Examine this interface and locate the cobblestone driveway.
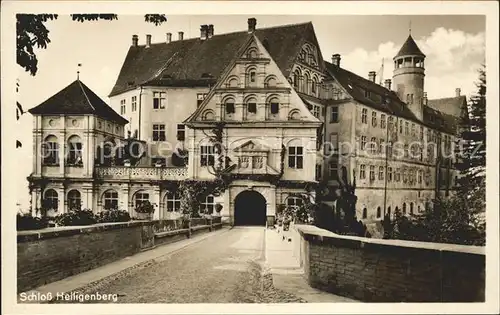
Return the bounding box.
[57,227,305,303]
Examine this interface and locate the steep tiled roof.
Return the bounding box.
[109,22,314,96]
[427,96,466,118]
[29,80,128,124]
[324,62,456,134]
[395,35,425,58]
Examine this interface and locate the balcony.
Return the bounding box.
[94,166,188,181]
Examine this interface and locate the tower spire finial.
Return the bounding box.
[77,63,82,80]
[409,20,412,35]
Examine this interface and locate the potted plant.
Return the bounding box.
[135,201,155,220]
[215,203,223,216]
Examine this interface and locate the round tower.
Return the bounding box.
[392,34,426,120]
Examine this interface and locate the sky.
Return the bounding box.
[14,14,485,209]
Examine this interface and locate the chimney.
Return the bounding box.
[248,17,257,33]
[146,34,152,48]
[178,31,184,41]
[166,32,172,43]
[331,54,341,67]
[132,35,138,47]
[200,24,208,40]
[207,24,214,38]
[423,92,428,105]
[368,71,376,82]
[455,88,461,97]
[384,79,392,90]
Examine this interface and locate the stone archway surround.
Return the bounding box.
[226,181,276,226]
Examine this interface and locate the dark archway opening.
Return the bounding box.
[234,190,266,226]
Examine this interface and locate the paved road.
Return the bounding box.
[65,227,304,303]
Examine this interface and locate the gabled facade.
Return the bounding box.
[28,18,467,234]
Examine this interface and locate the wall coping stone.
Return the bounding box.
[154,229,189,238]
[191,225,211,231]
[295,224,485,256]
[17,221,154,243]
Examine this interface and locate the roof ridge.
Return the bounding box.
[77,80,96,111]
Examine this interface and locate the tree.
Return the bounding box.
[17,13,167,76]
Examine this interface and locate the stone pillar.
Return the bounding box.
[59,130,66,175]
[152,187,161,220]
[57,185,65,214]
[33,119,43,176]
[225,188,233,225]
[266,186,276,226]
[121,185,130,213]
[82,186,93,210]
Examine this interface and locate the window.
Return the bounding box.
[249,71,256,84]
[329,161,338,179]
[403,203,407,214]
[200,145,215,166]
[42,135,59,165]
[329,133,339,155]
[360,165,366,179]
[200,195,215,214]
[360,136,367,151]
[364,90,371,98]
[418,205,421,213]
[177,124,185,141]
[362,208,367,219]
[410,202,414,215]
[67,190,81,210]
[418,170,423,183]
[103,190,118,210]
[387,206,391,217]
[361,108,367,124]
[288,146,303,169]
[405,121,409,135]
[43,189,58,210]
[311,79,317,94]
[152,124,166,141]
[135,192,150,208]
[166,191,181,212]
[293,71,300,88]
[311,105,320,118]
[287,196,303,211]
[376,207,381,218]
[225,100,235,114]
[372,111,377,127]
[120,99,126,115]
[411,124,416,137]
[388,167,393,182]
[379,166,384,180]
[248,102,257,114]
[315,164,322,180]
[420,126,424,141]
[153,92,166,109]
[370,137,377,154]
[369,165,375,180]
[270,100,279,114]
[67,136,83,166]
[399,120,403,134]
[197,93,208,107]
[379,139,385,154]
[331,106,339,123]
[131,96,137,112]
[388,116,394,130]
[381,114,386,129]
[406,93,413,105]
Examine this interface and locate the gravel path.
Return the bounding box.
[52,227,305,303]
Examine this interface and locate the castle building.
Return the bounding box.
[28,18,466,230]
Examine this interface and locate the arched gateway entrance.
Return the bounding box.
[234,190,267,226]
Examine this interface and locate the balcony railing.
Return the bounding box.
[94,166,188,181]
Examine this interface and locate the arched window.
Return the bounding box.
[362,208,367,219]
[42,135,59,165]
[246,67,257,86]
[410,202,414,215]
[224,98,235,115]
[67,190,81,210]
[67,135,83,166]
[268,96,280,115]
[43,189,58,210]
[200,195,215,214]
[265,76,277,88]
[165,191,181,212]
[387,206,391,217]
[227,76,239,88]
[303,72,310,94]
[103,190,119,210]
[246,97,257,115]
[394,206,399,218]
[311,77,318,95]
[403,203,407,214]
[376,206,381,218]
[293,70,301,89]
[202,110,215,121]
[247,47,258,59]
[135,191,150,208]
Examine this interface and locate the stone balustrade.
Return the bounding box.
[94,166,188,181]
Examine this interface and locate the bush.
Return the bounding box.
[96,209,131,223]
[17,213,49,231]
[54,209,97,226]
